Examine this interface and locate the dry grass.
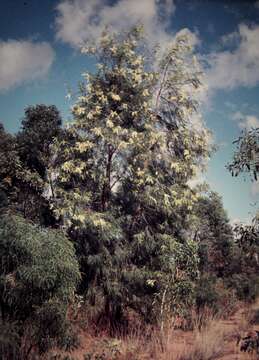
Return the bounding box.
[178,320,226,360]
[46,305,258,360]
[116,311,226,360]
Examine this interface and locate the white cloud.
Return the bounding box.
[55,0,179,50]
[240,115,259,130]
[251,181,259,197]
[232,111,259,130]
[175,27,200,48]
[206,24,259,91]
[0,40,55,92]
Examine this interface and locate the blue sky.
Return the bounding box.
[0,0,259,223]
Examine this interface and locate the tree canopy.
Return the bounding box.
[50,27,211,325]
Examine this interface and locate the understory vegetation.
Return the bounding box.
[0,26,258,359]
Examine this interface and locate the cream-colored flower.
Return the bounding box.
[110,46,117,54]
[76,141,93,152]
[94,106,101,115]
[132,56,143,66]
[106,119,114,128]
[75,107,85,115]
[92,127,102,137]
[111,93,121,101]
[110,110,118,118]
[133,74,142,83]
[87,112,94,120]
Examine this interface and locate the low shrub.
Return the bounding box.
[0,214,81,357]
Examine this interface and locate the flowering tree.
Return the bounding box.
[51,27,211,325]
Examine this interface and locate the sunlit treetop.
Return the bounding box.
[50,26,211,229]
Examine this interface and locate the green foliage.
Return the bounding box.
[0,118,56,225]
[0,123,37,212]
[16,104,63,225]
[0,214,80,357]
[195,275,219,312]
[33,301,79,353]
[227,127,259,304]
[17,104,63,179]
[194,191,234,277]
[227,127,259,181]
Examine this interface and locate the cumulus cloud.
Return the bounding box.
[206,24,259,91]
[0,40,55,92]
[55,0,179,49]
[232,111,259,130]
[251,181,259,196]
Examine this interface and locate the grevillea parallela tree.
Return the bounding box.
[50,27,211,326]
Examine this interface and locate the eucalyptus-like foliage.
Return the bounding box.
[51,27,211,324]
[227,127,259,265]
[0,214,80,357]
[227,128,259,181]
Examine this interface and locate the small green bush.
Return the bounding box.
[0,214,80,357]
[33,300,79,354]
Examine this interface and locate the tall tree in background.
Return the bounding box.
[0,124,20,209]
[227,124,259,302]
[227,126,259,228]
[0,105,63,225]
[0,123,43,219]
[17,104,63,179]
[51,27,211,326]
[194,191,234,277]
